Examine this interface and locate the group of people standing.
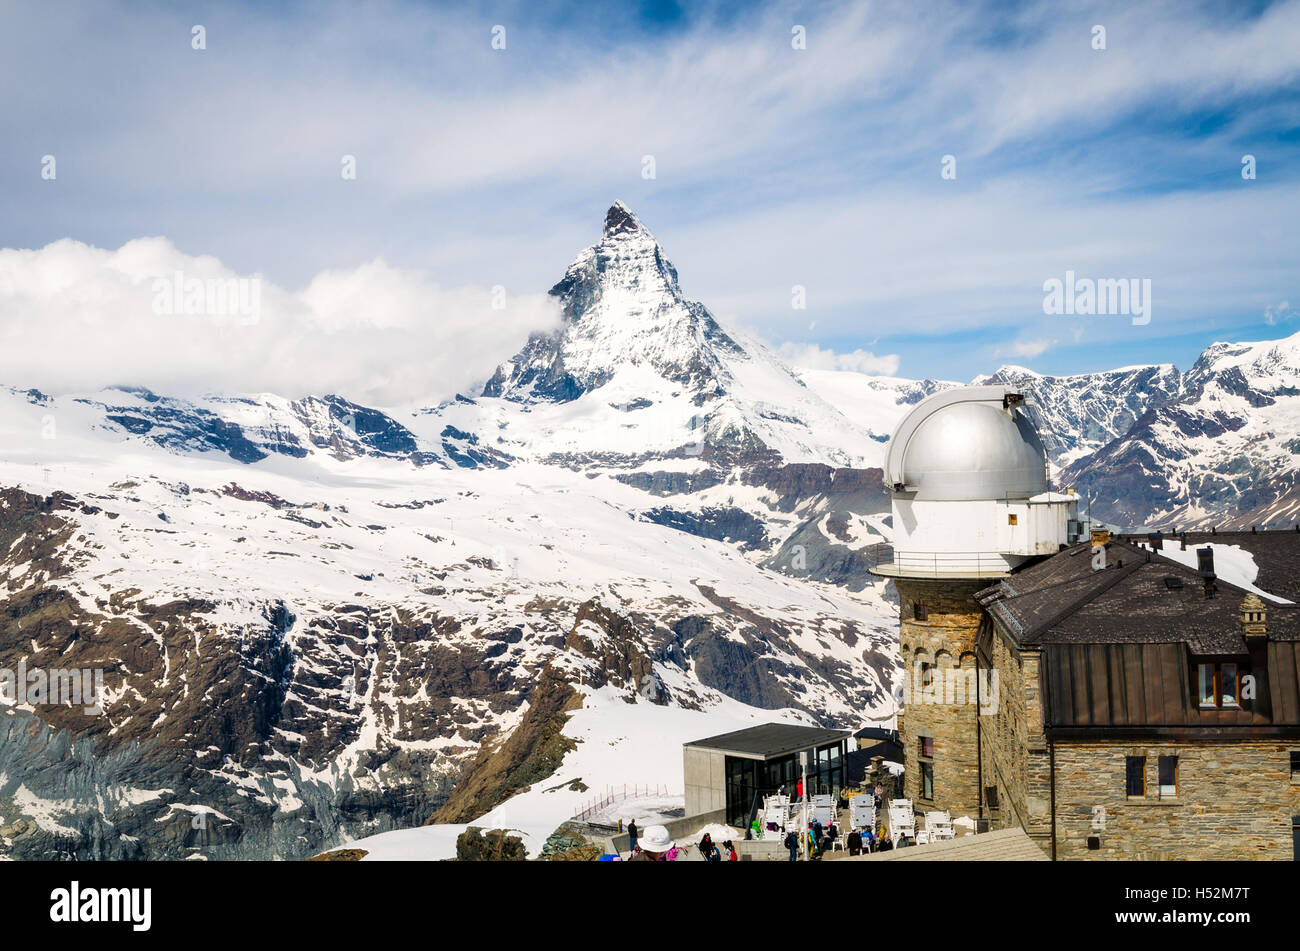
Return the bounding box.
[696,832,738,862]
[621,821,737,862]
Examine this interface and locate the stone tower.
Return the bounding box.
[871,385,1081,820]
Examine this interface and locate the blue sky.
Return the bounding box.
[2,0,1300,389]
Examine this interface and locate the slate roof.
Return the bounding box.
[978,536,1300,650]
[683,723,850,759]
[977,531,1300,732]
[1151,529,1300,604]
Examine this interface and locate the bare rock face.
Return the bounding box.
[455,827,528,861]
[308,848,369,861]
[539,823,604,861]
[564,598,666,699]
[428,665,581,825]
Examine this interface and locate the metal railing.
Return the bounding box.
[571,784,677,823]
[872,551,1014,577]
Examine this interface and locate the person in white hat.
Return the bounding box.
[629,824,674,861]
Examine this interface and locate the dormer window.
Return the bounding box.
[1198,663,1241,709]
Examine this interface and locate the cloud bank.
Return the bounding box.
[0,238,561,405]
[776,342,901,376]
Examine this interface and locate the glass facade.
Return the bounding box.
[722,741,847,826]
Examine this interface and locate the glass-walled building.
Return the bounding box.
[684,724,851,826]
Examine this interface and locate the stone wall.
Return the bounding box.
[980,625,1051,842]
[1049,741,1299,860]
[980,620,1300,860]
[896,577,988,819]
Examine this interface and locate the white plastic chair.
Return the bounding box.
[888,812,915,839]
[888,800,916,836]
[850,797,875,832]
[925,810,956,840]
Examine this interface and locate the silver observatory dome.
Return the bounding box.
[884,385,1049,501]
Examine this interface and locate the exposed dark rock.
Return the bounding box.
[640,506,769,551]
[428,665,580,824]
[455,826,527,861]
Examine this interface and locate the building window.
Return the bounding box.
[913,600,928,621]
[1158,756,1178,799]
[921,762,934,800]
[1198,663,1242,708]
[1220,664,1239,706]
[1125,756,1145,798]
[920,662,933,688]
[1197,665,1214,707]
[1290,751,1299,780]
[985,785,999,810]
[1007,513,1018,525]
[920,735,934,758]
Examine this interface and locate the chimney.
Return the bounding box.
[1180,533,1187,550]
[1196,547,1215,577]
[1241,594,1267,641]
[1148,531,1163,551]
[1199,548,1218,598]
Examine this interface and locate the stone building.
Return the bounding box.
[974,531,1300,859]
[870,385,1300,859]
[870,384,1082,819]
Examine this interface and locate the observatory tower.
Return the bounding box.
[870,385,1082,818]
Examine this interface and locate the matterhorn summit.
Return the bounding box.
[479,202,876,467]
[483,201,743,404]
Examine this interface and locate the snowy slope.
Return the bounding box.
[794,370,959,468]
[0,374,899,860]
[3,199,1298,861]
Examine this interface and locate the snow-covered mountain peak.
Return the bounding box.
[602,199,650,238]
[472,204,878,466]
[482,202,733,405]
[985,364,1041,379]
[1187,328,1300,394]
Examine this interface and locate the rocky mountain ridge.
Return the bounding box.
[1,202,1296,858]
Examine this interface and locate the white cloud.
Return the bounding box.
[0,238,561,406]
[1264,301,1296,326]
[776,342,900,375]
[3,1,1299,382]
[994,338,1055,360]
